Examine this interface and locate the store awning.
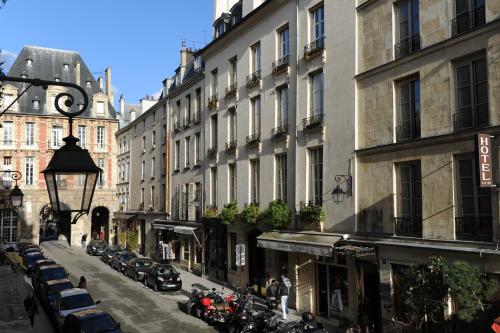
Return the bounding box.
[152,223,174,231]
[257,231,342,257]
[174,226,201,246]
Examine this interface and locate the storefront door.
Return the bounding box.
[248,229,266,295]
[316,264,329,316]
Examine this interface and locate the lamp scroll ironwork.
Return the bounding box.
[0,170,24,208]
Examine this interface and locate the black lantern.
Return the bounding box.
[332,185,345,204]
[10,184,24,208]
[332,175,352,204]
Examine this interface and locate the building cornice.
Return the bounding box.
[1,112,119,123]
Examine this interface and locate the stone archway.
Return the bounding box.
[91,206,109,242]
[39,203,71,243]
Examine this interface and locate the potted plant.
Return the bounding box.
[219,202,239,225]
[241,204,260,225]
[263,200,290,229]
[126,230,139,252]
[204,206,218,219]
[299,204,325,229]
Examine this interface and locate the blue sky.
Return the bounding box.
[0,0,213,106]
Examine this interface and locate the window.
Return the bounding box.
[97,126,105,149]
[230,233,237,270]
[186,94,191,123]
[85,81,91,88]
[125,159,130,181]
[210,167,217,205]
[310,71,324,116]
[141,188,145,206]
[185,137,190,167]
[229,57,237,86]
[397,78,420,141]
[151,186,155,209]
[308,147,323,204]
[96,101,105,114]
[3,94,14,108]
[141,160,145,180]
[162,125,167,143]
[25,122,35,147]
[251,43,261,73]
[152,130,156,148]
[454,56,488,130]
[196,88,202,114]
[195,133,201,164]
[25,157,34,186]
[395,161,422,236]
[63,63,69,71]
[21,74,27,79]
[2,157,12,187]
[2,121,13,146]
[26,59,33,66]
[395,0,420,58]
[151,157,155,178]
[312,4,325,40]
[32,100,39,110]
[452,0,486,36]
[175,140,180,170]
[277,86,289,126]
[51,125,63,148]
[142,136,146,152]
[0,210,18,242]
[279,26,290,58]
[228,163,236,202]
[195,182,202,219]
[276,154,288,202]
[182,237,189,260]
[228,109,236,141]
[77,125,87,148]
[211,69,218,95]
[162,153,166,176]
[175,100,181,128]
[97,158,105,187]
[250,96,261,135]
[54,77,60,82]
[250,159,260,204]
[210,114,218,149]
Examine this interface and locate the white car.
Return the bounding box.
[52,288,100,330]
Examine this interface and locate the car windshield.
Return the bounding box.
[43,267,67,281]
[60,293,95,311]
[48,282,73,295]
[135,260,152,267]
[107,249,117,255]
[26,254,44,263]
[121,253,135,261]
[157,266,177,275]
[80,314,118,333]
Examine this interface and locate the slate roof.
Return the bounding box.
[117,102,140,128]
[6,45,116,119]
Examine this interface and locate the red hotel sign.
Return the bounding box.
[478,134,493,187]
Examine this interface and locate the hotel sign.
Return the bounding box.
[478,134,493,187]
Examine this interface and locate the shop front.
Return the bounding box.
[203,219,228,282]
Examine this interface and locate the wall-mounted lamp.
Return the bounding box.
[332,175,352,204]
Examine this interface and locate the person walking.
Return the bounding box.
[266,280,278,309]
[23,290,39,327]
[81,234,87,248]
[279,273,291,320]
[78,276,87,289]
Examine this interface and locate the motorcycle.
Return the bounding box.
[276,312,328,333]
[238,308,281,333]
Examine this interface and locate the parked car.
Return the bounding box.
[144,264,182,291]
[86,240,107,256]
[33,264,68,295]
[39,278,73,309]
[20,247,42,257]
[100,245,122,265]
[124,258,154,282]
[52,288,100,330]
[110,251,137,272]
[31,258,56,276]
[22,252,45,274]
[62,308,123,333]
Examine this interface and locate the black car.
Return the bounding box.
[22,252,45,274]
[124,258,154,282]
[62,308,123,333]
[110,251,137,272]
[31,258,56,277]
[144,264,182,291]
[33,264,68,295]
[100,245,122,264]
[39,278,73,309]
[86,240,107,256]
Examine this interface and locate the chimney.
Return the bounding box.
[119,95,125,114]
[97,77,104,91]
[75,61,81,85]
[105,67,114,108]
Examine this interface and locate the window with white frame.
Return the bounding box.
[228,163,236,202]
[278,25,290,58]
[77,125,87,148]
[152,130,156,148]
[185,137,191,167]
[228,109,236,141]
[211,69,218,95]
[229,57,237,86]
[251,43,261,73]
[210,114,218,149]
[3,94,15,110]
[97,126,105,149]
[25,123,35,147]
[0,209,18,242]
[276,154,287,202]
[151,157,155,178]
[251,96,261,135]
[311,4,325,40]
[141,188,145,206]
[310,71,324,116]
[25,156,34,186]
[2,121,13,146]
[142,136,146,152]
[3,157,12,188]
[97,158,105,187]
[195,132,201,164]
[250,159,260,204]
[141,160,145,180]
[151,186,155,209]
[32,100,40,110]
[277,86,289,126]
[211,167,217,205]
[51,125,63,148]
[186,94,191,123]
[308,147,323,205]
[175,140,180,170]
[96,101,105,115]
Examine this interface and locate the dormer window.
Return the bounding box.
[216,22,225,38]
[26,59,33,66]
[63,64,69,71]
[86,81,91,88]
[54,77,60,82]
[194,56,202,71]
[21,74,27,79]
[32,100,39,109]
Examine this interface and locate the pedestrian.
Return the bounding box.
[266,280,278,309]
[78,276,87,289]
[279,272,291,320]
[23,289,39,327]
[81,234,87,248]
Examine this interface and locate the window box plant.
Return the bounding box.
[263,200,290,229]
[299,204,325,227]
[204,206,218,219]
[241,204,260,225]
[219,202,239,225]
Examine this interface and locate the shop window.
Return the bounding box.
[183,238,189,261]
[330,266,348,310]
[230,232,237,271]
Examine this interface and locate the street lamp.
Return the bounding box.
[0,171,24,208]
[332,175,352,204]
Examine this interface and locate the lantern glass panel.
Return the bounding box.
[44,172,98,212]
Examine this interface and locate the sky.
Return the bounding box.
[0,0,213,106]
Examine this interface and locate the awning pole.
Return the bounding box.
[192,230,201,246]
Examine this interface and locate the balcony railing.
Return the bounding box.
[225,83,238,100]
[304,36,325,59]
[303,114,324,130]
[272,55,290,74]
[246,70,261,89]
[456,216,492,242]
[453,104,489,131]
[208,95,218,111]
[183,118,191,128]
[394,34,421,59]
[300,200,322,209]
[246,133,261,146]
[272,124,288,138]
[396,117,421,142]
[394,217,422,237]
[451,6,486,37]
[225,140,237,152]
[193,111,201,124]
[207,147,217,158]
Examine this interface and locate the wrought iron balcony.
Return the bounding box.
[303,114,324,130]
[272,55,290,74]
[225,83,238,100]
[246,70,261,89]
[456,216,492,242]
[183,118,191,128]
[272,124,288,138]
[453,104,489,131]
[208,95,218,111]
[193,111,201,124]
[225,140,237,152]
[394,217,422,237]
[394,34,421,59]
[304,36,325,59]
[299,200,322,209]
[207,147,217,158]
[246,133,261,146]
[451,6,486,36]
[396,118,421,142]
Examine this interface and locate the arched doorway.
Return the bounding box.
[91,207,109,242]
[39,204,71,243]
[248,228,266,296]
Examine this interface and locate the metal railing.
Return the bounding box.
[272,124,288,138]
[394,217,422,237]
[451,6,486,36]
[303,114,324,130]
[394,34,421,59]
[272,55,290,74]
[304,36,325,58]
[225,140,237,151]
[183,118,191,128]
[300,200,322,209]
[246,70,261,88]
[396,117,421,142]
[225,83,238,99]
[246,133,261,146]
[456,216,492,242]
[453,104,489,131]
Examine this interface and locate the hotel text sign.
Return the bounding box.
[478,134,493,187]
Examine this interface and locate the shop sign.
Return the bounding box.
[477,133,493,187]
[236,244,245,266]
